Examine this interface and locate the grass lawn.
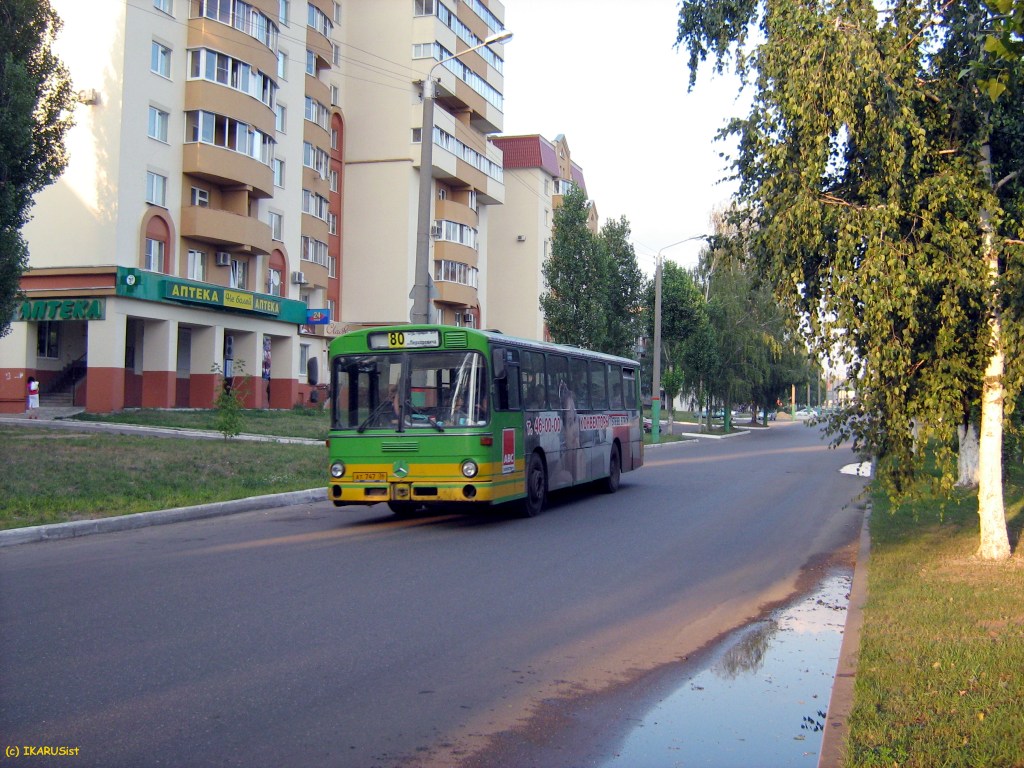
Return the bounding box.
[846,464,1024,767]
[72,406,331,440]
[0,424,325,530]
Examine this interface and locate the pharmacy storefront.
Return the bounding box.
[1,267,311,414]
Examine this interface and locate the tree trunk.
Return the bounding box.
[956,422,980,489]
[976,141,1011,561]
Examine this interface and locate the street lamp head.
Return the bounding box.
[484,31,514,45]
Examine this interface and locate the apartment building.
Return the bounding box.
[335,0,507,330]
[0,0,344,414]
[486,133,593,341]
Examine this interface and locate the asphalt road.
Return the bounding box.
[0,421,867,768]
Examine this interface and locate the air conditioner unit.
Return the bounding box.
[77,89,99,105]
[516,235,526,242]
[291,270,308,285]
[429,224,442,239]
[215,251,231,267]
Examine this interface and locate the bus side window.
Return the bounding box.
[588,360,608,409]
[622,368,638,410]
[547,355,570,410]
[522,350,547,409]
[492,347,521,411]
[570,357,590,410]
[608,365,624,409]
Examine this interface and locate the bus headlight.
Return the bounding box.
[461,460,478,479]
[330,461,346,478]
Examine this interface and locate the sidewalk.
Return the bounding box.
[0,412,323,445]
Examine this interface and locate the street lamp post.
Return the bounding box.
[651,235,706,444]
[411,31,513,324]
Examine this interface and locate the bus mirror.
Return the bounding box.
[492,349,507,379]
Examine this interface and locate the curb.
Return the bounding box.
[0,488,326,548]
[818,503,871,768]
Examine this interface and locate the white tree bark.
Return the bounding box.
[977,144,1012,561]
[956,422,980,489]
[977,341,1010,560]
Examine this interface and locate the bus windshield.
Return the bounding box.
[332,350,489,431]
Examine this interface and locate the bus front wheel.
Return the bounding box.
[520,453,547,518]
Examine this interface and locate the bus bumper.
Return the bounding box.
[328,479,517,506]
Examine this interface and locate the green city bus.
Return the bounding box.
[327,325,644,517]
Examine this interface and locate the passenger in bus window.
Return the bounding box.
[387,384,400,422]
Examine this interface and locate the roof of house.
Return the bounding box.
[490,135,561,178]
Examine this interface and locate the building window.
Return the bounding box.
[267,267,283,295]
[414,0,435,16]
[148,106,169,142]
[299,343,310,378]
[328,169,338,192]
[188,250,206,281]
[37,322,60,359]
[273,158,284,187]
[269,211,283,240]
[145,238,165,272]
[275,103,286,132]
[304,96,330,130]
[230,257,248,289]
[434,259,479,288]
[187,49,278,108]
[184,110,276,165]
[278,0,288,24]
[306,3,332,36]
[300,235,329,267]
[146,171,167,206]
[277,50,287,79]
[328,212,337,235]
[151,42,171,78]
[154,0,172,15]
[190,187,209,207]
[305,49,316,76]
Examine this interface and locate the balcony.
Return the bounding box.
[183,143,274,199]
[181,206,273,256]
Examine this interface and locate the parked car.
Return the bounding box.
[794,407,816,420]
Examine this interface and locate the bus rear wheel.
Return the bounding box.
[520,452,547,518]
[601,444,621,494]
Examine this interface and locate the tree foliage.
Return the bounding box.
[0,0,74,338]
[677,0,1024,558]
[540,187,646,356]
[599,216,646,358]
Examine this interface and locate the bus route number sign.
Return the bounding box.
[369,330,441,350]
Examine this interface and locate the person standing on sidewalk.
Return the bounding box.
[26,377,40,419]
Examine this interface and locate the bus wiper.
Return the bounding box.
[357,400,395,433]
[404,400,444,432]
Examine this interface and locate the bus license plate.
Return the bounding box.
[353,472,386,483]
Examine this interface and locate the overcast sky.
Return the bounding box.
[500,0,749,275]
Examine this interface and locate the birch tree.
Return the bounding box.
[677,0,1024,559]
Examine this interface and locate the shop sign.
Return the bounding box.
[306,308,331,325]
[18,298,106,321]
[163,279,281,316]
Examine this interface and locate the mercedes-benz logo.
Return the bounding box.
[393,461,409,478]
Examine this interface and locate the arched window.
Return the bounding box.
[143,213,172,273]
[267,249,286,295]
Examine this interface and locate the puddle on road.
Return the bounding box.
[600,570,852,768]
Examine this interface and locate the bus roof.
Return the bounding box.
[329,324,640,367]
